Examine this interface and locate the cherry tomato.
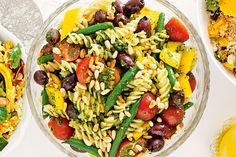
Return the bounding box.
[165,17,189,42]
[54,41,80,63]
[48,117,74,140]
[76,57,92,84]
[187,72,196,92]
[161,106,185,127]
[114,68,121,85]
[136,93,158,121]
[116,139,134,157]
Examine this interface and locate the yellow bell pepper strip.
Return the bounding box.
[133,121,151,141]
[218,38,230,47]
[178,47,197,74]
[166,42,183,52]
[45,87,65,111]
[178,74,192,101]
[208,16,227,38]
[160,48,182,69]
[223,62,236,71]
[0,63,15,112]
[50,73,61,89]
[220,0,236,17]
[60,8,83,41]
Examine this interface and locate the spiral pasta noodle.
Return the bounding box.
[67,33,95,48]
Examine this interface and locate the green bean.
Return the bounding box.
[37,54,54,65]
[76,22,114,35]
[42,86,49,119]
[0,107,8,123]
[165,63,177,88]
[184,102,194,111]
[109,99,141,157]
[0,137,8,151]
[156,12,165,33]
[10,44,22,69]
[105,66,140,113]
[63,138,100,157]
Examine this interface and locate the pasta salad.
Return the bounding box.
[0,41,25,151]
[34,0,197,156]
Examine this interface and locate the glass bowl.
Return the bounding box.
[197,0,236,86]
[26,0,210,156]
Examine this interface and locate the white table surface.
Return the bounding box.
[6,0,236,157]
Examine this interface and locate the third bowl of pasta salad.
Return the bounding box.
[27,0,210,156]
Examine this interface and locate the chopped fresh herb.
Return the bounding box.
[207,0,219,12]
[112,40,126,52]
[10,44,22,69]
[0,107,8,123]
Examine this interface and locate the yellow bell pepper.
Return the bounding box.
[218,38,230,47]
[160,48,182,69]
[220,0,236,17]
[166,42,183,52]
[60,8,83,41]
[134,7,160,32]
[0,63,15,112]
[46,87,65,110]
[178,74,192,101]
[223,62,236,71]
[208,17,227,37]
[178,47,197,74]
[4,41,14,51]
[50,73,61,89]
[133,122,151,141]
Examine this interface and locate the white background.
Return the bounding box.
[7,0,236,157]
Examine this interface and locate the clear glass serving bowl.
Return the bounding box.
[26,0,210,156]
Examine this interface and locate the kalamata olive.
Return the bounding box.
[136,16,151,37]
[187,72,196,92]
[211,8,221,21]
[124,0,144,17]
[149,123,176,139]
[169,90,185,107]
[113,0,124,13]
[70,145,86,153]
[46,28,60,45]
[34,70,48,85]
[95,10,108,23]
[147,138,165,152]
[62,74,77,91]
[113,13,129,26]
[117,53,134,71]
[40,43,53,55]
[66,100,79,119]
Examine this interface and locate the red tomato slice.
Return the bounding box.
[116,139,134,157]
[53,53,63,63]
[76,57,92,84]
[55,41,80,62]
[136,93,158,121]
[161,106,185,127]
[48,117,74,140]
[187,72,196,92]
[165,17,189,42]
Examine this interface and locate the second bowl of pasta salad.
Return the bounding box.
[27,0,210,156]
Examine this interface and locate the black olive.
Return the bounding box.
[124,0,145,17]
[65,100,79,119]
[113,0,125,13]
[169,90,185,107]
[147,137,165,152]
[136,16,152,37]
[62,74,77,91]
[34,70,48,85]
[95,10,108,23]
[117,53,134,71]
[113,13,129,26]
[46,28,60,45]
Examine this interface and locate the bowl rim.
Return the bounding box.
[0,24,30,157]
[26,0,210,156]
[196,0,236,86]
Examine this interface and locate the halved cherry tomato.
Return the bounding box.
[116,139,134,157]
[187,72,196,92]
[161,106,185,127]
[54,40,80,63]
[76,57,91,84]
[48,117,74,140]
[165,17,189,42]
[114,68,121,85]
[136,93,158,121]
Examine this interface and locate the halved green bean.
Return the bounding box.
[76,22,114,35]
[42,86,49,119]
[165,63,176,88]
[156,12,165,33]
[37,54,54,65]
[0,137,8,151]
[184,102,194,111]
[63,138,100,157]
[109,99,141,157]
[105,66,140,113]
